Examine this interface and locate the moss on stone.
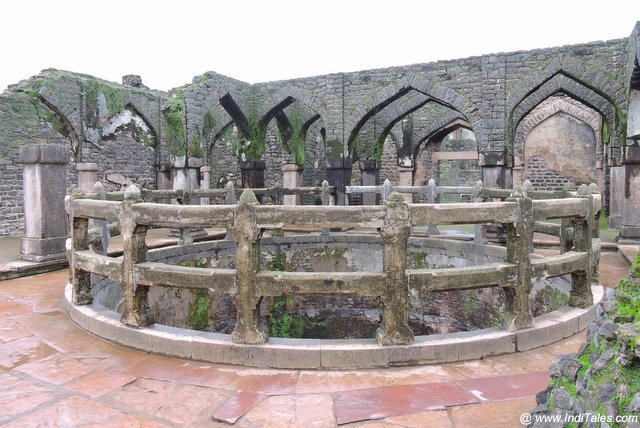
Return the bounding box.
[187,290,211,331]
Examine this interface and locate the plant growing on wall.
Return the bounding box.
[278,108,306,165]
[164,90,187,157]
[226,114,267,162]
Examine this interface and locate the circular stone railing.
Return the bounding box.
[64,183,603,369]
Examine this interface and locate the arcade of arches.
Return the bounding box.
[1,22,640,244]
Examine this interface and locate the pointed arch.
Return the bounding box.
[506,56,625,144]
[345,77,480,155]
[513,94,603,164]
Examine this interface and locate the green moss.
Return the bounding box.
[266,249,288,272]
[187,290,211,331]
[577,343,595,378]
[535,285,569,313]
[616,278,640,318]
[602,120,611,145]
[619,361,640,414]
[408,252,427,269]
[269,296,305,338]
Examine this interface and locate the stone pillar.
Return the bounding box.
[481,151,509,242]
[170,156,205,241]
[398,166,414,203]
[200,165,211,205]
[609,165,624,229]
[156,164,172,204]
[75,163,99,193]
[239,161,265,189]
[359,160,379,205]
[511,155,524,187]
[619,146,640,242]
[19,144,70,262]
[325,159,352,205]
[281,163,303,205]
[481,152,509,189]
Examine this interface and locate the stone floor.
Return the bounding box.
[0,251,631,427]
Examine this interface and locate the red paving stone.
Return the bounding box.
[456,372,550,401]
[212,391,268,424]
[0,254,630,426]
[334,382,479,424]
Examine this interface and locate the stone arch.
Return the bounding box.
[510,74,615,136]
[257,85,327,121]
[102,104,159,147]
[127,98,162,145]
[345,77,480,155]
[506,57,625,143]
[514,94,603,164]
[506,55,626,116]
[413,117,478,192]
[99,105,158,190]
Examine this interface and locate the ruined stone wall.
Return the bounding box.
[0,30,634,235]
[0,92,77,235]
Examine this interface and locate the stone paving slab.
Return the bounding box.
[0,252,630,426]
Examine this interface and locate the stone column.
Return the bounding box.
[359,160,379,205]
[200,165,211,205]
[619,146,640,242]
[398,166,414,203]
[156,164,172,204]
[608,165,624,229]
[76,163,99,193]
[19,144,70,262]
[170,156,205,241]
[282,163,303,205]
[325,159,352,205]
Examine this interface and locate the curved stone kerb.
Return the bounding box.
[65,283,603,369]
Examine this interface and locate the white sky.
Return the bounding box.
[0,0,638,92]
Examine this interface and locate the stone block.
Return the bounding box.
[455,329,516,360]
[320,340,389,369]
[387,335,459,365]
[18,144,70,164]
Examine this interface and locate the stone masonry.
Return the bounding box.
[1,23,639,237]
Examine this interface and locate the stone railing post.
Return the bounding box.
[560,182,576,253]
[320,180,331,206]
[381,179,392,202]
[425,179,439,235]
[231,189,267,344]
[590,183,601,285]
[569,185,594,308]
[200,165,211,205]
[503,186,534,331]
[66,191,92,305]
[91,182,109,256]
[76,163,99,193]
[225,181,236,239]
[397,166,414,203]
[377,192,414,345]
[282,163,303,205]
[120,185,153,328]
[473,180,487,244]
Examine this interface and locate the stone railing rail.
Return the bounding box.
[346,178,480,204]
[66,183,601,346]
[82,180,335,206]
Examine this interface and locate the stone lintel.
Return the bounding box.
[19,144,70,164]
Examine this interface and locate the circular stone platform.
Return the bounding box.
[65,283,602,369]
